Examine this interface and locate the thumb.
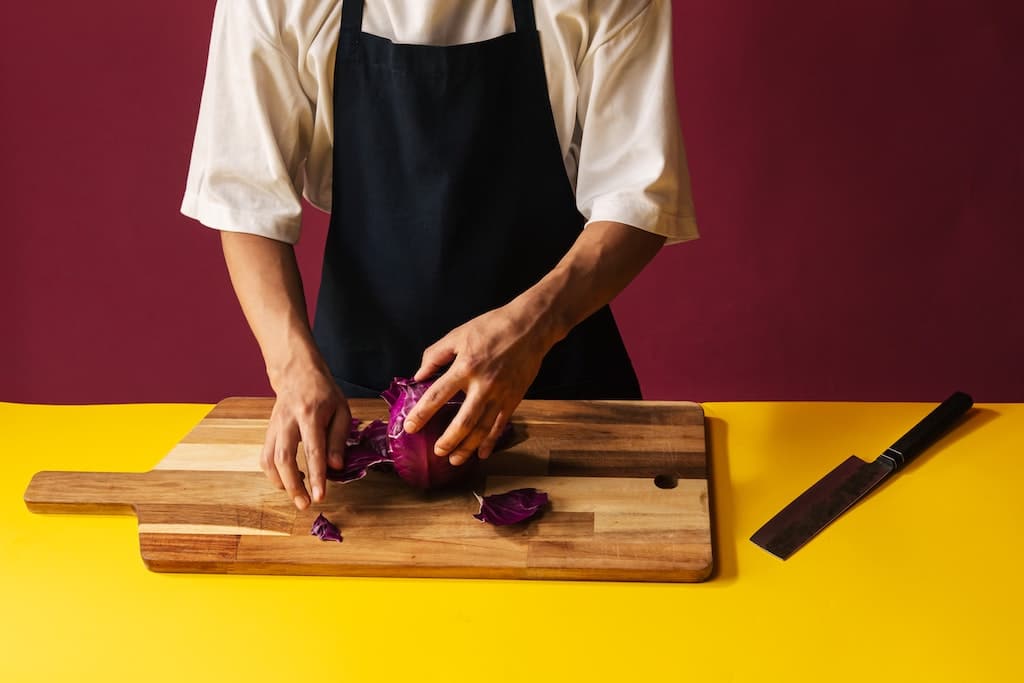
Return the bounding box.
[415,338,457,382]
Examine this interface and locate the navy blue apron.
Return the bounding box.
[313,0,642,400]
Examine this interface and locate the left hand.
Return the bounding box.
[402,304,553,465]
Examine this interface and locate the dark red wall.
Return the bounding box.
[3,1,1021,404]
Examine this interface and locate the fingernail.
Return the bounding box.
[449,455,464,466]
[294,495,308,509]
[404,418,418,432]
[435,444,449,456]
[312,485,323,501]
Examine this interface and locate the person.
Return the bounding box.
[181,0,698,510]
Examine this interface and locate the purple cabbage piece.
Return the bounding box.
[473,488,549,526]
[326,419,392,482]
[310,513,343,542]
[382,377,477,490]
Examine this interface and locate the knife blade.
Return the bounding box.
[750,391,974,559]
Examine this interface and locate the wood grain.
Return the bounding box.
[24,398,713,582]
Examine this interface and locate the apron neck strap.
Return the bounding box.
[341,0,365,42]
[511,0,538,34]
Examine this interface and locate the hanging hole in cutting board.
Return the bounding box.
[653,474,678,489]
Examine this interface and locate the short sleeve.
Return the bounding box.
[181,0,314,244]
[575,0,699,245]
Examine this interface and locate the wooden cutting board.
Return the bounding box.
[24,398,713,582]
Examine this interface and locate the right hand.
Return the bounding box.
[260,360,351,510]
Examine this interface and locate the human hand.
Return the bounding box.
[261,360,351,509]
[402,304,553,466]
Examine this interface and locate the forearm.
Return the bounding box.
[219,231,326,388]
[513,220,667,348]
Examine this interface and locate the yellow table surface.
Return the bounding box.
[2,400,1021,682]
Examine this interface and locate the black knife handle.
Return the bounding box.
[879,391,973,470]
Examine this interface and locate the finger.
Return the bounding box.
[274,424,309,509]
[476,409,511,461]
[433,387,489,457]
[414,338,457,382]
[326,403,351,471]
[298,412,329,504]
[403,369,464,434]
[448,402,500,466]
[260,417,285,490]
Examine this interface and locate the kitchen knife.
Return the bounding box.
[750,391,973,560]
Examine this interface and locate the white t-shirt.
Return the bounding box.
[181,0,699,245]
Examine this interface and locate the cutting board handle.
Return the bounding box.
[24,471,150,514]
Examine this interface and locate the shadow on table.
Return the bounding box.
[704,416,738,583]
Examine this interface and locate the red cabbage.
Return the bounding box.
[325,377,519,492]
[382,377,477,490]
[473,488,549,525]
[310,513,343,542]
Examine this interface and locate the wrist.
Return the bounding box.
[509,267,573,352]
[264,332,327,392]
